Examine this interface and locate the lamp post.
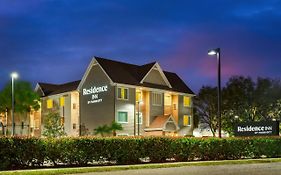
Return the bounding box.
[11,72,18,136]
[137,100,143,136]
[208,48,221,138]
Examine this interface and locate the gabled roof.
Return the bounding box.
[93,57,194,94]
[140,62,172,88]
[37,56,194,96]
[145,114,179,131]
[37,80,80,97]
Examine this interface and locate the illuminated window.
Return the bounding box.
[164,94,172,105]
[47,99,53,109]
[60,97,65,107]
[183,115,191,126]
[117,87,128,100]
[152,92,162,106]
[136,90,142,102]
[183,96,191,107]
[117,111,128,123]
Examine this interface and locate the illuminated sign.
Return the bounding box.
[234,121,279,136]
[82,85,108,104]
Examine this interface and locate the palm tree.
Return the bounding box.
[110,121,123,136]
[93,124,111,137]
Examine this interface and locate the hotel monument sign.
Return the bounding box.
[82,85,108,104]
[234,121,279,136]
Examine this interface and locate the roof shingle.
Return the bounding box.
[37,57,194,96]
[95,57,194,94]
[38,80,80,96]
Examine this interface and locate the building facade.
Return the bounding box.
[34,57,195,137]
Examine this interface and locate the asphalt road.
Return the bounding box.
[72,162,281,175]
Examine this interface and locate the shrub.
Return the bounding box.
[0,136,280,170]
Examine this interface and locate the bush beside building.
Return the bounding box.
[0,136,281,170]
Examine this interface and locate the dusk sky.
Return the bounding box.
[0,0,280,92]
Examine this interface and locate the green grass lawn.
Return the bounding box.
[1,158,281,175]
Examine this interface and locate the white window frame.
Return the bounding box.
[117,111,129,123]
[164,94,172,106]
[117,87,129,100]
[151,92,162,106]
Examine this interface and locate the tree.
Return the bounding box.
[267,99,281,121]
[0,81,40,114]
[196,76,281,136]
[110,121,123,136]
[93,121,123,137]
[42,112,65,137]
[0,81,40,135]
[194,86,218,136]
[93,124,111,137]
[223,76,281,123]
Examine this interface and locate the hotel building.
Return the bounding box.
[34,57,195,136]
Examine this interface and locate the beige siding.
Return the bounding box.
[178,95,193,136]
[143,69,167,86]
[41,91,79,136]
[70,91,80,136]
[115,86,136,136]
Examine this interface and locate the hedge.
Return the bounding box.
[0,136,281,170]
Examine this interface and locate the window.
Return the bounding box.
[152,92,162,106]
[136,90,142,102]
[117,111,128,123]
[183,115,191,126]
[164,94,172,105]
[47,99,53,109]
[183,96,191,107]
[136,112,143,124]
[60,97,65,107]
[117,87,128,100]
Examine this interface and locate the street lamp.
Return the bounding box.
[11,72,18,136]
[208,48,222,138]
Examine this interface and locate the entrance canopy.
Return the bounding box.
[144,114,179,132]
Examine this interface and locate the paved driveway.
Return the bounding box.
[71,162,281,175]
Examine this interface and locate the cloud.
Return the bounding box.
[0,0,280,93]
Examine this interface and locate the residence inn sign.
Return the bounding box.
[234,121,279,136]
[82,85,108,104]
